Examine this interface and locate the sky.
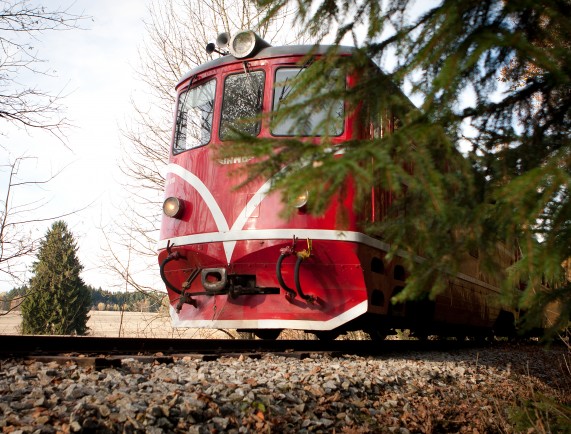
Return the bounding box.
[1,0,154,291]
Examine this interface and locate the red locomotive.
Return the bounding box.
[158,30,516,339]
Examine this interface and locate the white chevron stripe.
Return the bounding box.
[167,163,229,232]
[166,163,275,263]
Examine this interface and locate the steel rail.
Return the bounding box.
[0,335,485,359]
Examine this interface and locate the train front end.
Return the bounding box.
[158,32,374,336]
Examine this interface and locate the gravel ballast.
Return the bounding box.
[1,345,569,433]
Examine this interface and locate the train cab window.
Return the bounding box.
[220,70,265,140]
[174,79,216,154]
[272,67,344,136]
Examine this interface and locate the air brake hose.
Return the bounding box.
[294,255,315,302]
[276,253,297,299]
[159,251,183,295]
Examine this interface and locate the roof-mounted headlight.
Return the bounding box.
[163,197,185,219]
[228,30,270,59]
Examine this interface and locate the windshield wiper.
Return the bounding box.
[243,62,263,110]
[278,58,314,105]
[175,75,197,128]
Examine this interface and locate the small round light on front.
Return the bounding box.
[293,191,309,209]
[163,197,184,219]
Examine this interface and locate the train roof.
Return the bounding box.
[177,45,358,88]
[176,42,416,112]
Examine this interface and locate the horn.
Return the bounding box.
[216,32,231,49]
[206,42,216,54]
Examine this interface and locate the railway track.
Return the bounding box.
[0,334,488,363]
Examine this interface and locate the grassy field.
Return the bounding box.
[0,311,343,339]
[0,310,230,338]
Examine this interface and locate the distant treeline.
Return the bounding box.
[1,285,165,312]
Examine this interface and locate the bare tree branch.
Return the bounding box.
[0,0,88,142]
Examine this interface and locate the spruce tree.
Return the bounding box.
[21,221,91,335]
[224,0,571,334]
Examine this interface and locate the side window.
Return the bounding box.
[272,67,344,136]
[220,70,265,140]
[174,79,216,154]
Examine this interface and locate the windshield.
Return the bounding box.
[174,79,216,153]
[272,67,344,136]
[220,70,265,140]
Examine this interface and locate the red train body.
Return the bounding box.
[158,31,515,339]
